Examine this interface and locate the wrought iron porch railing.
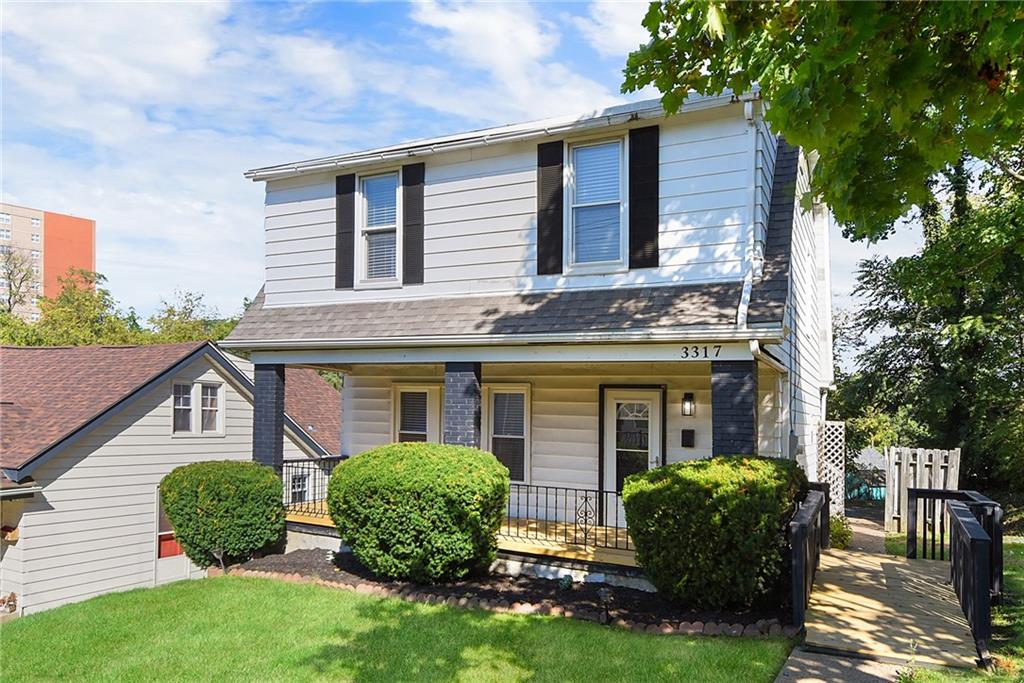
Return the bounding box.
[280,456,346,518]
[502,483,634,551]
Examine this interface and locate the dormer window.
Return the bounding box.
[358,172,400,284]
[567,139,627,272]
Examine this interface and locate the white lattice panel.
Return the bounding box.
[817,421,846,516]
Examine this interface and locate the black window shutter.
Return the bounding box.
[629,125,660,269]
[402,162,425,285]
[536,141,564,275]
[335,174,355,289]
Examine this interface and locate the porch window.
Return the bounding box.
[290,473,309,504]
[172,384,192,433]
[569,139,625,268]
[360,173,399,281]
[486,386,530,483]
[398,391,429,442]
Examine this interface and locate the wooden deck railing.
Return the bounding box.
[947,500,992,660]
[789,488,828,629]
[906,488,1003,602]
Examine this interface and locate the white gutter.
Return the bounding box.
[221,325,785,351]
[245,92,752,182]
[749,340,788,374]
[0,485,43,499]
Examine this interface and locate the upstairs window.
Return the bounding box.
[30,217,40,228]
[0,228,10,240]
[31,233,40,243]
[173,382,222,435]
[201,384,220,432]
[173,384,192,433]
[361,173,399,281]
[0,213,10,225]
[569,140,625,269]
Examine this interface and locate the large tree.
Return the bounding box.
[0,246,37,314]
[623,1,1024,241]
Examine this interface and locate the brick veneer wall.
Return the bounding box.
[711,360,758,455]
[443,362,481,448]
[254,363,285,468]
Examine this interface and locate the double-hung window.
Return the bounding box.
[173,382,222,435]
[172,384,192,433]
[485,385,530,483]
[201,385,219,432]
[568,140,625,270]
[394,385,441,442]
[360,173,399,282]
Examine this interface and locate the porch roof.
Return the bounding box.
[224,282,746,348]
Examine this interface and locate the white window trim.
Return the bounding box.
[171,381,225,438]
[562,136,629,276]
[481,383,532,484]
[355,169,403,290]
[391,383,442,443]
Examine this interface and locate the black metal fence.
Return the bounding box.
[280,456,346,518]
[502,483,633,551]
[789,488,828,629]
[947,500,992,656]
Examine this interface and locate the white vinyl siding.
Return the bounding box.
[342,363,722,489]
[6,357,315,615]
[262,104,757,306]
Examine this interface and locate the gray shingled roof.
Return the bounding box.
[747,138,799,325]
[226,282,744,345]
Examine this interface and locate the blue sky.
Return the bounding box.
[1,1,919,320]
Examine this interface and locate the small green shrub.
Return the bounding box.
[830,515,853,550]
[160,460,284,568]
[622,456,808,609]
[327,443,509,583]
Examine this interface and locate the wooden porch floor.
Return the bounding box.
[285,504,637,567]
[804,550,978,668]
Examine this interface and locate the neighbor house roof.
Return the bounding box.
[0,342,338,480]
[284,368,341,455]
[224,282,747,349]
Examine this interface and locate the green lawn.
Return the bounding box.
[0,576,792,682]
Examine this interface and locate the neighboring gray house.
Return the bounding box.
[223,94,834,565]
[0,342,339,616]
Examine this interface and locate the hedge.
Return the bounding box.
[622,456,808,609]
[160,460,284,568]
[327,443,509,583]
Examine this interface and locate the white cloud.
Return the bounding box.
[574,1,650,59]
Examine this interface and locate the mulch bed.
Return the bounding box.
[238,549,796,638]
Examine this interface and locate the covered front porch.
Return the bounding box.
[257,345,790,569]
[281,460,639,566]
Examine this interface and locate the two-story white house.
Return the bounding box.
[223,93,833,566]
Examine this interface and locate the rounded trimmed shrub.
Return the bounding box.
[622,455,808,609]
[159,460,284,568]
[327,443,509,583]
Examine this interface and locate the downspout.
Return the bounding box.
[736,98,763,328]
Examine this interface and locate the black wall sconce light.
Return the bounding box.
[681,392,696,417]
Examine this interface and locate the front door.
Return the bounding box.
[602,389,662,526]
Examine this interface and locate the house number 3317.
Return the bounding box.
[680,345,722,359]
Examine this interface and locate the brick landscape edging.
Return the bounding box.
[211,567,800,639]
